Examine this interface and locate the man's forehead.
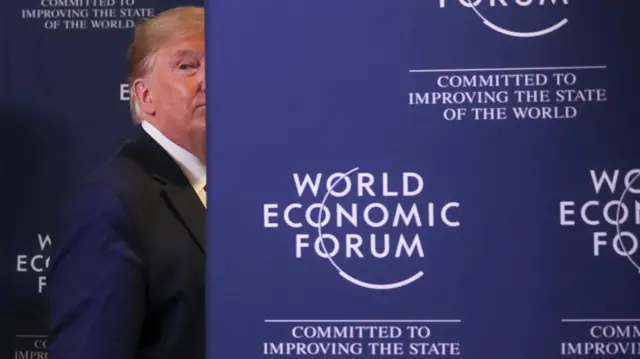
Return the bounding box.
[163,36,204,55]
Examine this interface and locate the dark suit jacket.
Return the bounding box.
[47,129,206,359]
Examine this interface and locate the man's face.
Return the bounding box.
[145,31,206,160]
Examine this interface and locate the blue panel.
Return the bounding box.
[206,1,640,358]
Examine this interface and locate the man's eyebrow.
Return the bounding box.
[172,49,198,58]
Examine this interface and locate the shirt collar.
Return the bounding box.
[141,120,206,191]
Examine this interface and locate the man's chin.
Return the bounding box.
[194,107,206,121]
[188,116,207,162]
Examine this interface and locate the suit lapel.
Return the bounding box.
[123,129,207,254]
[162,184,206,253]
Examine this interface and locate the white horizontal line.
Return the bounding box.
[16,334,48,338]
[409,65,607,73]
[264,319,461,323]
[562,318,640,323]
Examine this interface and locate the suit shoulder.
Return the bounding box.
[53,155,148,257]
[78,143,162,205]
[92,153,154,194]
[56,151,157,235]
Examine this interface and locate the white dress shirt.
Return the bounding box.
[142,121,207,208]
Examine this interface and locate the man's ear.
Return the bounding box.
[132,78,155,116]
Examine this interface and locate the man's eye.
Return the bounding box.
[178,63,195,70]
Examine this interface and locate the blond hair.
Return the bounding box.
[126,6,205,124]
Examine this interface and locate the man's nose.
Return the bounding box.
[198,61,206,91]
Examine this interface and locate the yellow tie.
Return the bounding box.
[200,184,207,208]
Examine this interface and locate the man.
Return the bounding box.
[47,6,207,359]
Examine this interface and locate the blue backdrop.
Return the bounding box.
[1,0,202,357]
[207,0,640,358]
